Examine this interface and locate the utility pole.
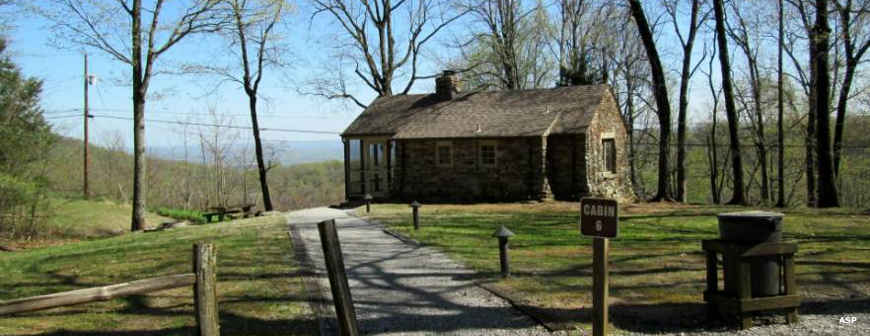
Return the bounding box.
[83,53,90,200]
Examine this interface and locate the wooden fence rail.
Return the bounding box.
[0,273,196,315]
[0,243,219,336]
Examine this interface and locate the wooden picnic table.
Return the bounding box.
[203,204,255,223]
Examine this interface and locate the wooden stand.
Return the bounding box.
[702,239,800,330]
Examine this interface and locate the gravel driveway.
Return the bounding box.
[287,207,869,336]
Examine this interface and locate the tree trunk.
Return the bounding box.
[248,94,273,211]
[675,0,702,203]
[832,61,855,176]
[806,97,817,206]
[811,0,838,207]
[709,112,720,204]
[628,0,672,201]
[750,61,770,204]
[776,0,786,207]
[131,0,146,231]
[712,0,746,205]
[626,75,638,192]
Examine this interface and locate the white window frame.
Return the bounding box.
[479,140,497,167]
[436,141,453,167]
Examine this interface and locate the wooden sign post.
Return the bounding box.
[580,198,618,336]
[318,219,360,336]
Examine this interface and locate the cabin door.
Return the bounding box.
[365,139,389,198]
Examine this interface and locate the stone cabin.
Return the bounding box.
[340,71,635,203]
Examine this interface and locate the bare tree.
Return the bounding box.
[307,0,466,106]
[38,0,222,230]
[608,10,650,194]
[832,0,870,175]
[727,0,771,204]
[557,0,614,86]
[665,0,708,202]
[704,44,726,204]
[627,0,674,201]
[810,0,839,206]
[777,0,786,207]
[192,0,289,211]
[712,0,747,205]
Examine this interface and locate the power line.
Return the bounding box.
[89,114,341,135]
[45,115,81,120]
[85,107,334,119]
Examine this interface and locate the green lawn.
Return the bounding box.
[366,202,870,331]
[0,214,317,336]
[47,198,171,238]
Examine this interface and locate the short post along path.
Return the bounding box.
[287,207,554,335]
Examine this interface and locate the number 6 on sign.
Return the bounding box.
[580,198,618,238]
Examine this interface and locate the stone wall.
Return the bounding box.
[394,137,546,202]
[582,93,635,203]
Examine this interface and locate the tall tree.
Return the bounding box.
[810,0,839,206]
[220,0,288,211]
[627,0,673,201]
[40,0,222,230]
[727,0,770,203]
[308,0,465,106]
[712,0,747,205]
[777,0,787,207]
[556,0,610,86]
[665,0,707,202]
[782,0,816,205]
[463,0,524,89]
[832,0,870,176]
[0,38,52,176]
[609,10,650,194]
[454,0,556,90]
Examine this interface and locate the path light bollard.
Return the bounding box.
[410,201,421,230]
[364,193,373,213]
[492,225,515,278]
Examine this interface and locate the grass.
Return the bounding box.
[153,207,206,224]
[0,214,317,336]
[366,202,870,332]
[14,198,172,245]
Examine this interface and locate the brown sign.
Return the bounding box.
[580,198,618,238]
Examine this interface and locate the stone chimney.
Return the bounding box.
[435,70,460,100]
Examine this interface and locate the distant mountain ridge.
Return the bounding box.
[148,140,344,165]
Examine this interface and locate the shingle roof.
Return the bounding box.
[341,84,609,139]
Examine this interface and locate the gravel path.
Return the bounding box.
[287,207,869,336]
[287,207,555,335]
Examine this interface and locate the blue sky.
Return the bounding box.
[5,1,761,151]
[8,2,383,149]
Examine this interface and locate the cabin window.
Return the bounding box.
[602,138,616,173]
[436,141,452,167]
[480,141,497,167]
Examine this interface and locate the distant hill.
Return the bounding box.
[46,135,345,211]
[148,140,343,165]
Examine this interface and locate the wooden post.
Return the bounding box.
[705,250,719,320]
[736,258,753,330]
[783,254,799,323]
[83,53,90,200]
[593,237,609,336]
[343,138,350,201]
[194,243,219,336]
[318,219,360,336]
